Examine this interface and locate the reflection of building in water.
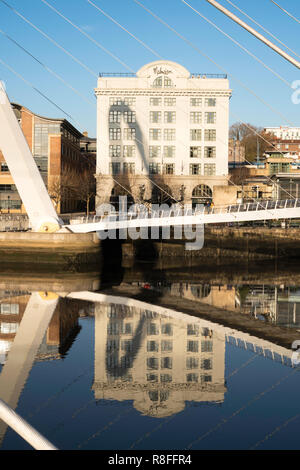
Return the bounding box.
[93,303,226,418]
[132,281,238,312]
[237,285,300,329]
[129,281,300,330]
[276,287,300,329]
[168,282,238,311]
[0,292,81,364]
[239,285,277,321]
[0,292,29,364]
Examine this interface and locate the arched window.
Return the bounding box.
[192,184,212,208]
[153,76,163,88]
[192,184,212,199]
[152,76,173,88]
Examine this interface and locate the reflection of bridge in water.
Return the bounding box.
[0,284,298,446]
[69,292,298,417]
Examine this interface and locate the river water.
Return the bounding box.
[0,261,299,450]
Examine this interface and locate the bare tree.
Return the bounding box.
[74,168,96,216]
[48,167,79,213]
[229,122,274,161]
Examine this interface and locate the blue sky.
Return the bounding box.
[0,0,299,136]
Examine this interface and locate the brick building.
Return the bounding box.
[0,103,93,214]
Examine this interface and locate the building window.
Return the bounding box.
[161,323,173,335]
[190,112,202,124]
[150,111,161,123]
[147,374,158,382]
[187,340,199,352]
[163,163,174,175]
[161,340,173,352]
[109,145,121,157]
[187,373,198,382]
[187,324,199,336]
[123,97,136,106]
[0,304,19,315]
[147,340,159,352]
[190,146,201,158]
[124,111,136,123]
[147,322,159,335]
[1,323,19,334]
[163,146,175,158]
[109,97,123,106]
[204,129,216,141]
[153,76,163,88]
[109,162,121,175]
[109,111,121,123]
[150,97,162,106]
[152,77,173,88]
[204,146,216,158]
[150,128,161,141]
[160,374,172,382]
[189,164,201,175]
[164,97,176,106]
[201,358,212,370]
[0,163,9,172]
[107,339,119,351]
[205,112,216,124]
[190,97,202,106]
[123,128,136,140]
[269,162,290,174]
[0,199,21,210]
[204,163,216,176]
[164,77,173,87]
[109,128,121,140]
[164,129,176,141]
[149,146,161,158]
[190,129,202,141]
[186,357,199,369]
[123,163,135,174]
[0,184,16,192]
[201,374,212,383]
[205,97,216,107]
[123,145,136,157]
[122,323,132,334]
[161,357,172,369]
[121,340,133,352]
[164,111,176,123]
[147,357,159,370]
[201,340,213,352]
[149,162,161,174]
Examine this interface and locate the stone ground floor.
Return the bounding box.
[95,174,236,209]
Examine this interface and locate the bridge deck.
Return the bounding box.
[66,199,300,233]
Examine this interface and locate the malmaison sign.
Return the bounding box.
[153,66,172,75]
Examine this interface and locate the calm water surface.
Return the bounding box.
[0,263,300,450]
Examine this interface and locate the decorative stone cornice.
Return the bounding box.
[95,89,232,98]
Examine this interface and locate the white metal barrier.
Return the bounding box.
[0,399,57,450]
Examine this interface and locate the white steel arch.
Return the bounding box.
[0,82,61,232]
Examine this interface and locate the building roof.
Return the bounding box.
[11,103,83,138]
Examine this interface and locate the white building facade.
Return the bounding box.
[265,127,300,140]
[95,60,232,206]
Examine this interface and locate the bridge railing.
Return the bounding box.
[208,198,300,216]
[68,199,300,226]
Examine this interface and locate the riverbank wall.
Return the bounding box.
[1,226,300,271]
[0,232,102,271]
[122,226,300,261]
